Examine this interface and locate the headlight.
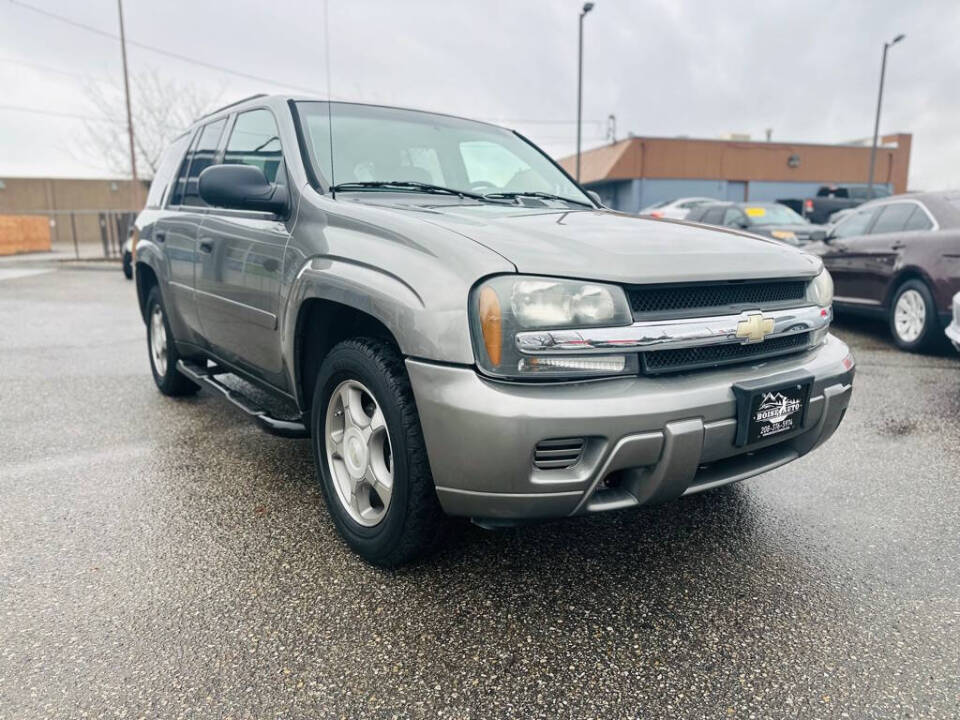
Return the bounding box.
[471,275,635,380]
[806,269,834,307]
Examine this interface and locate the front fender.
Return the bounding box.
[281,255,480,395]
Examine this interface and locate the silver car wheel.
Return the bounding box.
[324,379,394,527]
[149,304,168,377]
[894,289,926,343]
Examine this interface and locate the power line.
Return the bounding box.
[0,56,106,83]
[0,103,121,123]
[6,1,604,129]
[7,0,327,95]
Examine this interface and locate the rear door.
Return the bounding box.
[195,107,291,387]
[854,202,929,304]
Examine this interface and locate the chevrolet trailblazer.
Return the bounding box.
[133,95,854,566]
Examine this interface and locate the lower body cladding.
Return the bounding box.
[406,334,854,522]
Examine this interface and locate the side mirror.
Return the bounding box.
[810,230,827,243]
[198,164,288,215]
[586,190,604,207]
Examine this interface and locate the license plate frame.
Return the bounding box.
[732,371,813,447]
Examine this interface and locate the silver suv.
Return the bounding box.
[133,95,854,565]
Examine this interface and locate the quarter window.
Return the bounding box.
[146,133,191,208]
[224,109,285,185]
[903,206,934,232]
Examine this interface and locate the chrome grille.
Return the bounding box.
[534,438,585,470]
[642,332,810,375]
[628,280,807,319]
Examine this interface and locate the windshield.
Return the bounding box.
[295,102,591,206]
[743,204,807,225]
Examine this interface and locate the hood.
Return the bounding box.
[360,199,823,284]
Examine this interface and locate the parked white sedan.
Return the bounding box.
[639,197,716,219]
[947,292,960,352]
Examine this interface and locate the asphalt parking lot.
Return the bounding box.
[1,264,958,719]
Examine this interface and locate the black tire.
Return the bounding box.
[122,251,133,280]
[888,279,940,352]
[145,286,200,397]
[311,338,445,567]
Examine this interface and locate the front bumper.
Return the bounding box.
[407,333,855,521]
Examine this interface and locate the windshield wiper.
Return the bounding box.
[331,181,492,201]
[482,191,593,208]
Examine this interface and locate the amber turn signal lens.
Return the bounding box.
[478,287,502,367]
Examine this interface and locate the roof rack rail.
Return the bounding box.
[197,93,268,121]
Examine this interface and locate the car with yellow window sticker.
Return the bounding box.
[687,202,828,246]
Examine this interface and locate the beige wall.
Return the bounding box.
[0,177,148,250]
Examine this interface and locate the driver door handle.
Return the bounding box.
[199,240,214,254]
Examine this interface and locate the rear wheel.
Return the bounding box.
[889,279,939,352]
[311,338,445,566]
[145,286,199,396]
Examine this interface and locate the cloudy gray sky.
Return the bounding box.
[1,0,957,189]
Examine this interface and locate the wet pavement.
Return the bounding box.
[1,266,958,719]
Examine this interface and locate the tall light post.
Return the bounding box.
[576,2,595,182]
[117,0,139,211]
[867,33,905,198]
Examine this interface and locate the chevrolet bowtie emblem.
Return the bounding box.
[736,312,775,343]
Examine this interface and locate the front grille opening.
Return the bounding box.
[534,438,585,470]
[628,280,807,318]
[642,332,810,375]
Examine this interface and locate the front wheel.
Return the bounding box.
[889,279,939,352]
[311,338,445,566]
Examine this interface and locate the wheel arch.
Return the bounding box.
[294,298,402,416]
[135,260,160,322]
[885,266,937,309]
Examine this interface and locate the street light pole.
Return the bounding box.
[867,33,905,198]
[117,0,140,211]
[576,2,594,182]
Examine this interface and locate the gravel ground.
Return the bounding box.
[1,266,958,719]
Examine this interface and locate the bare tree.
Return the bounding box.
[79,70,222,179]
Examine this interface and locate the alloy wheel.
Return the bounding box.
[894,289,926,343]
[150,304,168,376]
[324,379,394,527]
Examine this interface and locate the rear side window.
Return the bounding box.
[170,118,227,207]
[224,109,285,185]
[870,203,915,234]
[702,207,725,224]
[145,134,191,209]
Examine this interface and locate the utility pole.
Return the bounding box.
[867,33,905,198]
[576,2,594,182]
[117,0,139,211]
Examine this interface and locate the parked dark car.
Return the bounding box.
[806,191,960,351]
[686,202,827,245]
[799,185,892,224]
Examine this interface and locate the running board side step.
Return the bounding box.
[176,360,309,439]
